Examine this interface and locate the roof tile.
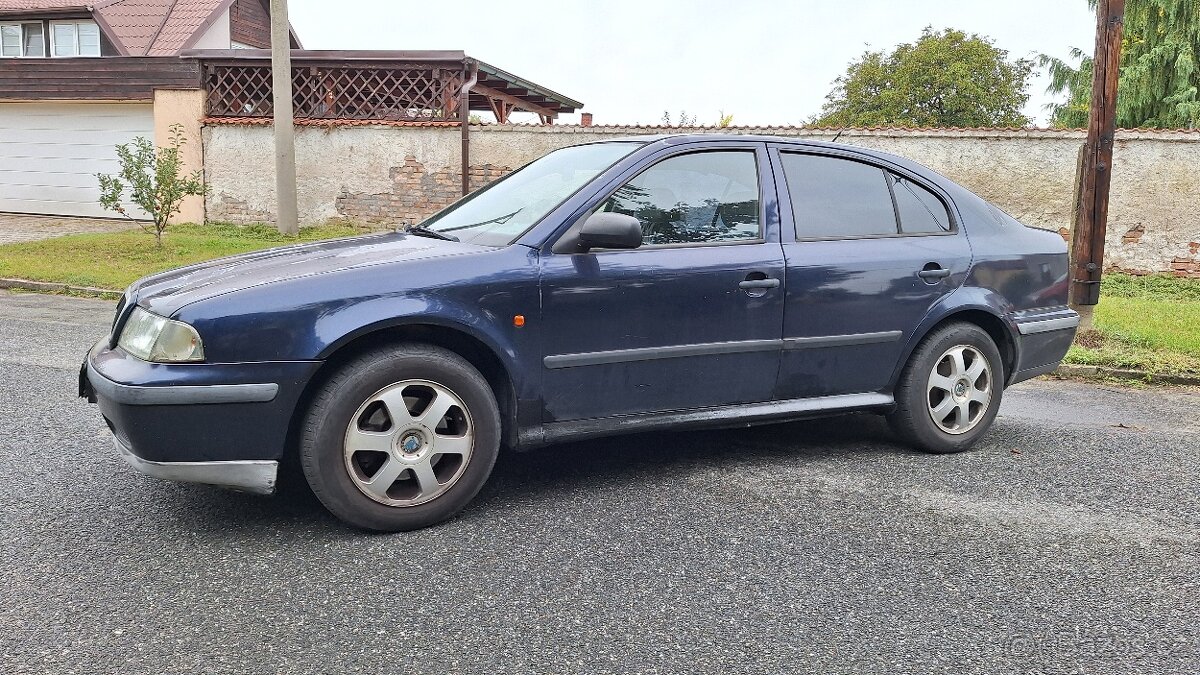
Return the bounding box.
[145,0,227,56]
[0,0,89,10]
[204,117,464,128]
[94,0,173,55]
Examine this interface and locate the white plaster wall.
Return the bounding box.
[1107,136,1200,272]
[203,123,1200,273]
[203,123,462,223]
[191,9,231,50]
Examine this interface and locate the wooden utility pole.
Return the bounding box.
[270,0,298,236]
[1070,0,1125,324]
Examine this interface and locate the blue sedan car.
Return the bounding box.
[81,134,1079,531]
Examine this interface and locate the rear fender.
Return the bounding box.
[886,286,1020,390]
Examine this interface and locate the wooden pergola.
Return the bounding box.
[186,49,583,125]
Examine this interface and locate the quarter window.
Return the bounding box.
[890,173,951,233]
[50,20,100,57]
[598,151,760,246]
[1,22,45,57]
[781,153,897,238]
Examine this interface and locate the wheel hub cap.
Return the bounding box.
[396,429,427,458]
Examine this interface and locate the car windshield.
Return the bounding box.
[418,142,642,246]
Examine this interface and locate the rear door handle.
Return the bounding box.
[739,279,781,289]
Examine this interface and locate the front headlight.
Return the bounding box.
[118,307,205,363]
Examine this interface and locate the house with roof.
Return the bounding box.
[0,0,298,57]
[0,0,300,218]
[0,0,581,223]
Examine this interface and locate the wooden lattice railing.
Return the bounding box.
[203,61,467,121]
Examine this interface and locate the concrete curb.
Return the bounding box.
[0,277,122,300]
[1054,363,1200,386]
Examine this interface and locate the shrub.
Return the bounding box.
[97,123,208,247]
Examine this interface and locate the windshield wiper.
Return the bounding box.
[439,209,521,234]
[402,224,459,242]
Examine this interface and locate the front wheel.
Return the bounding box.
[300,344,500,531]
[888,322,1004,454]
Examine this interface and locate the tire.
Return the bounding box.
[300,343,500,531]
[887,322,1004,454]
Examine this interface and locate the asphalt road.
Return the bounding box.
[1,291,1197,674]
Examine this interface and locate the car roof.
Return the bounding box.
[600,133,900,161]
[595,133,953,190]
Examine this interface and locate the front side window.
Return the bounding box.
[418,142,642,247]
[50,21,100,57]
[1,22,45,57]
[597,150,761,246]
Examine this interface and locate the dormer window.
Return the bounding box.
[0,22,45,57]
[49,20,100,57]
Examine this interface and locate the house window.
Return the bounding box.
[49,20,100,57]
[0,22,45,57]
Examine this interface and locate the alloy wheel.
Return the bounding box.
[343,379,474,507]
[926,344,992,435]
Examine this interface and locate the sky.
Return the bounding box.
[288,0,1098,127]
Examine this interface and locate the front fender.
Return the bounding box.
[311,293,518,363]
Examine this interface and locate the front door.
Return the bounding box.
[538,145,786,422]
[770,147,972,399]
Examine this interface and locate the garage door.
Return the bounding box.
[0,102,153,218]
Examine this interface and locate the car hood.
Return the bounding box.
[130,232,487,316]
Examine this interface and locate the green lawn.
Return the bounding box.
[1,225,1197,375]
[0,222,363,290]
[1065,273,1200,375]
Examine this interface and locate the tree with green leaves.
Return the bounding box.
[813,27,1033,128]
[97,123,207,247]
[1041,0,1200,128]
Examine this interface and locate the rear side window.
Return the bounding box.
[780,152,952,239]
[890,174,951,233]
[780,153,896,238]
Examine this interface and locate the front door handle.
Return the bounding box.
[739,272,780,298]
[917,264,951,281]
[739,279,781,290]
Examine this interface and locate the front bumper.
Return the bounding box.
[113,434,278,494]
[81,339,321,494]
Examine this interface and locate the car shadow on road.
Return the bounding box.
[474,412,904,506]
[164,412,908,536]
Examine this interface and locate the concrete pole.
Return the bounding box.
[270,0,298,235]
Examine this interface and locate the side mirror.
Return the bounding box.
[576,212,642,251]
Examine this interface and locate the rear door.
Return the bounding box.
[770,146,972,399]
[538,143,786,422]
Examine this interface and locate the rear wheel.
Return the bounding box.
[888,322,1004,454]
[300,344,500,531]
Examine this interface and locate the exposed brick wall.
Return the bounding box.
[1170,256,1200,278]
[334,155,510,226]
[207,194,275,224]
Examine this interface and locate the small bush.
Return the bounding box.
[97,123,208,247]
